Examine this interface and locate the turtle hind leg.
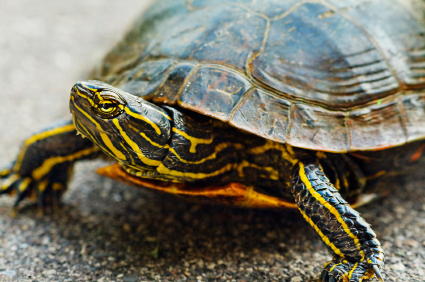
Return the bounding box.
[291,162,384,282]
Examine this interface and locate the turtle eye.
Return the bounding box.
[93,91,125,119]
[99,101,116,113]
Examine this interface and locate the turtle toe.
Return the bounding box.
[321,256,384,282]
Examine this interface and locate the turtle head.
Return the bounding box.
[69,80,171,169]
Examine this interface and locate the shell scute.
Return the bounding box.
[347,101,406,150]
[115,59,177,99]
[229,88,291,143]
[152,62,197,104]
[179,65,252,121]
[250,2,399,109]
[402,93,425,142]
[287,104,348,152]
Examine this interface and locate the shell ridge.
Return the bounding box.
[320,0,402,88]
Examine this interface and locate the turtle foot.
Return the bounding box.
[320,254,384,282]
[0,162,67,214]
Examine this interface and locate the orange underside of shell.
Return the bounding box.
[96,164,298,209]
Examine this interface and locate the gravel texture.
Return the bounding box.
[0,1,424,281]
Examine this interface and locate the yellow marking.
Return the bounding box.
[95,91,104,102]
[140,132,169,148]
[119,142,135,165]
[298,163,364,259]
[1,174,19,190]
[112,119,161,167]
[243,186,298,208]
[80,83,99,92]
[335,177,341,190]
[127,123,169,149]
[32,147,99,180]
[316,151,327,159]
[0,168,11,177]
[299,209,345,258]
[52,183,64,191]
[348,262,358,280]
[237,160,279,180]
[99,164,299,209]
[329,262,342,272]
[170,142,243,165]
[38,180,49,193]
[124,107,161,135]
[72,96,126,160]
[75,118,117,160]
[285,143,296,155]
[156,162,236,179]
[18,177,31,192]
[82,88,171,121]
[152,107,172,121]
[75,90,95,107]
[172,127,213,153]
[15,124,76,172]
[247,140,297,165]
[365,170,386,181]
[343,172,350,189]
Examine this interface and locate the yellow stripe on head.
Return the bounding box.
[80,82,99,93]
[124,107,162,135]
[71,96,126,161]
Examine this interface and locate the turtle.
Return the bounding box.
[2,0,425,280]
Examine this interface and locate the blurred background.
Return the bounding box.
[0,0,424,281]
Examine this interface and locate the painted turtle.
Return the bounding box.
[2,0,425,281]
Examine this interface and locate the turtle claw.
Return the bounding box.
[373,265,384,282]
[320,256,384,282]
[1,172,68,215]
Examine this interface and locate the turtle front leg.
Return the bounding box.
[290,162,384,282]
[0,120,99,214]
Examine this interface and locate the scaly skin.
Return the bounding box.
[291,162,384,282]
[0,121,98,213]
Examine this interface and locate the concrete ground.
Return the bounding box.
[0,1,424,281]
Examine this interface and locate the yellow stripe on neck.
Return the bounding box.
[247,140,298,165]
[172,127,213,153]
[112,119,161,167]
[169,142,243,165]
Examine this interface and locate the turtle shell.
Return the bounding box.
[91,0,425,153]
